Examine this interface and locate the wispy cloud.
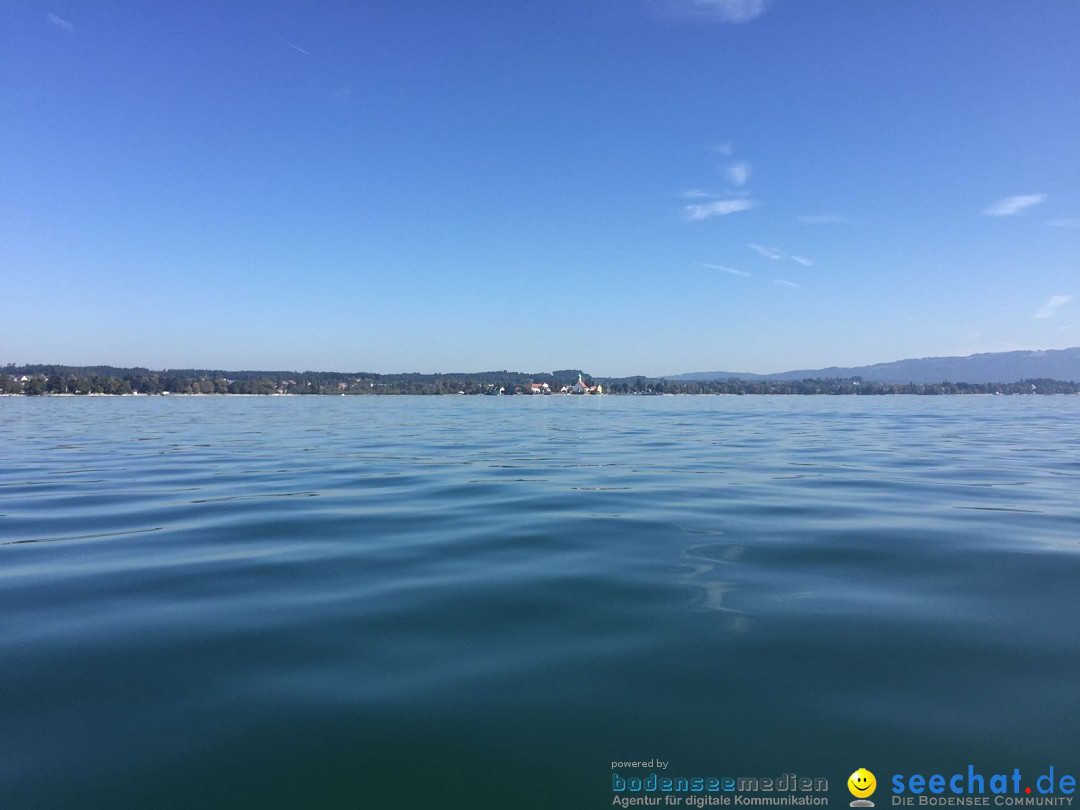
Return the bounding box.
[983,194,1045,217]
[774,280,800,289]
[683,144,756,220]
[716,142,734,157]
[686,199,758,220]
[700,262,750,277]
[47,12,73,31]
[1046,218,1080,229]
[682,188,720,199]
[748,243,815,266]
[726,161,752,187]
[1035,295,1072,319]
[687,0,770,23]
[748,243,784,260]
[797,213,849,225]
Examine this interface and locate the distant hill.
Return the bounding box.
[668,348,1080,384]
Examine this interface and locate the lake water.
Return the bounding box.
[2,395,1079,809]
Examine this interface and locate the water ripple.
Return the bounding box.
[1,395,1079,807]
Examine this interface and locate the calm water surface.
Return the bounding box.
[2,396,1078,808]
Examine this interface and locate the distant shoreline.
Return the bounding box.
[5,363,1079,396]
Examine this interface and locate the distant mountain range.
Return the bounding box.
[667,348,1080,384]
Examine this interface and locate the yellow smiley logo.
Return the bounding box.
[848,768,877,798]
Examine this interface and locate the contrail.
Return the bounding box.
[278,36,309,55]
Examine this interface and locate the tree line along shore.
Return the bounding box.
[3,366,1079,396]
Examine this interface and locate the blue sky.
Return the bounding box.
[2,0,1077,376]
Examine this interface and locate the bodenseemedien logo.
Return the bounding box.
[610,768,829,807]
[849,768,878,808]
